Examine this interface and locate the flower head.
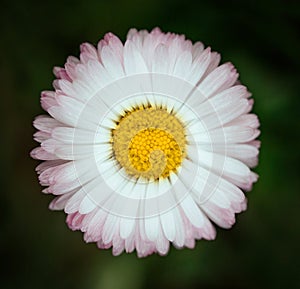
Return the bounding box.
[31,28,260,257]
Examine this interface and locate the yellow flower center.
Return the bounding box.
[111,105,186,180]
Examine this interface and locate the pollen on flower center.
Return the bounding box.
[129,128,183,178]
[111,105,186,180]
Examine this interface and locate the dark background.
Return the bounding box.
[1,0,299,288]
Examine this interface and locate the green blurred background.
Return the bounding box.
[1,0,299,288]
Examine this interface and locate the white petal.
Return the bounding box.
[33,115,63,133]
[191,125,260,144]
[172,207,185,247]
[120,218,136,239]
[192,41,205,59]
[65,188,87,214]
[145,216,159,242]
[49,192,73,210]
[155,224,169,255]
[199,63,238,97]
[188,47,211,85]
[79,195,97,214]
[160,209,176,241]
[124,40,148,75]
[180,194,204,228]
[153,44,169,73]
[173,51,192,79]
[102,214,119,244]
[101,45,125,79]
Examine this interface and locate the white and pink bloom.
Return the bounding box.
[31,28,260,257]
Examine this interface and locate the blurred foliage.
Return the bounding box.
[1,0,300,288]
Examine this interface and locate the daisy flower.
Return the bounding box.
[31,27,260,257]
